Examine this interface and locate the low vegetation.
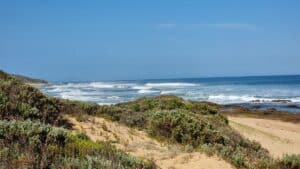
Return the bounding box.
[0,70,64,125]
[91,96,272,168]
[279,154,300,169]
[0,70,155,169]
[13,73,48,84]
[1,70,300,169]
[0,120,155,169]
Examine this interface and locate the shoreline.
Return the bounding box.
[26,82,48,87]
[221,104,300,123]
[226,102,300,113]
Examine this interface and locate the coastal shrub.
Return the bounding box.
[0,92,8,116]
[0,120,156,169]
[148,109,225,146]
[278,154,300,169]
[185,101,218,114]
[146,108,271,168]
[57,100,93,117]
[116,95,185,112]
[0,71,82,128]
[0,72,63,125]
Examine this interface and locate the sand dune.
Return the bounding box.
[67,115,233,169]
[228,116,300,158]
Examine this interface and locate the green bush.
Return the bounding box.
[0,73,63,125]
[148,109,225,146]
[0,120,156,169]
[146,109,272,168]
[279,154,300,169]
[185,101,218,114]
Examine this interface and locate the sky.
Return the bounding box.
[1,0,300,81]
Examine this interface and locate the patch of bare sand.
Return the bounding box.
[228,116,300,158]
[67,115,233,169]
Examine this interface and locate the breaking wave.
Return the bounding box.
[38,76,300,112]
[145,82,197,87]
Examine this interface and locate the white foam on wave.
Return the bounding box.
[39,81,300,108]
[208,95,257,104]
[132,85,159,94]
[89,82,135,89]
[52,83,90,88]
[160,90,183,94]
[89,82,115,88]
[290,97,300,102]
[138,89,159,94]
[59,89,98,101]
[48,87,65,93]
[97,102,114,105]
[132,86,152,90]
[145,82,197,87]
[107,96,120,99]
[207,94,300,104]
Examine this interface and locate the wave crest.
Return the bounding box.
[145,82,197,87]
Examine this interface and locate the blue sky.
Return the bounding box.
[1,0,300,81]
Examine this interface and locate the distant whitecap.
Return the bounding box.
[38,76,300,113]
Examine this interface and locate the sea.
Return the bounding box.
[38,75,300,113]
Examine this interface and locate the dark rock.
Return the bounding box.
[287,105,300,108]
[271,99,292,103]
[250,100,261,103]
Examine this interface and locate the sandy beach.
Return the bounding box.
[228,116,300,158]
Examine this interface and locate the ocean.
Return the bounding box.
[38,75,300,113]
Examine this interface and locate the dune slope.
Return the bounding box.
[67,115,234,169]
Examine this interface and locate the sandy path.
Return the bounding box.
[67,115,233,169]
[228,116,300,158]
